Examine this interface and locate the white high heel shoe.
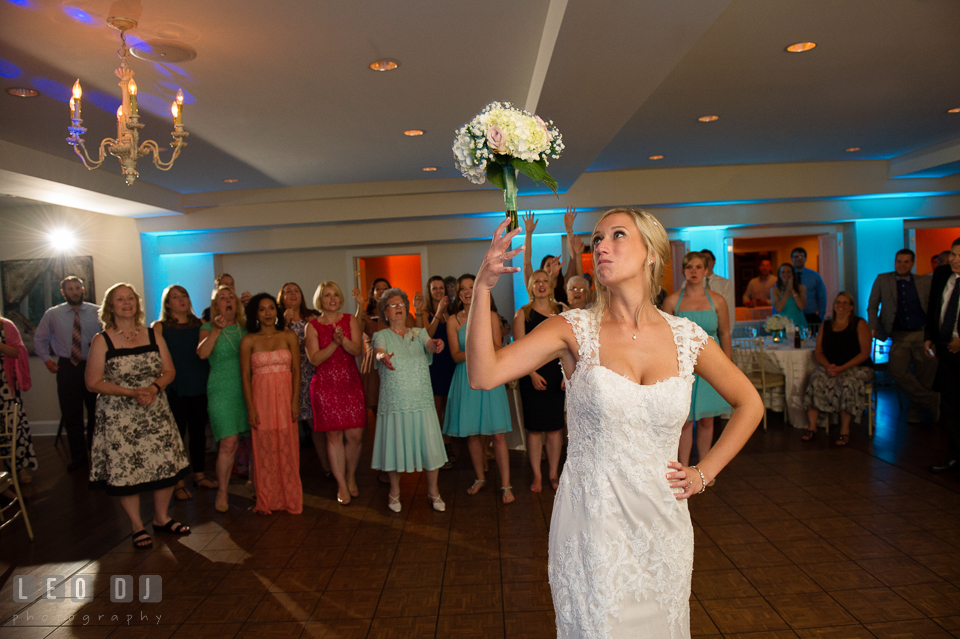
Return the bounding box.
[428,493,445,512]
[387,493,402,513]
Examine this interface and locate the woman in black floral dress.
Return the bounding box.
[86,284,192,549]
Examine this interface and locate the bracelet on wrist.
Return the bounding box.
[151,382,162,393]
[690,465,707,494]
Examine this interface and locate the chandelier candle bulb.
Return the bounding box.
[175,89,184,126]
[71,80,81,118]
[127,79,138,117]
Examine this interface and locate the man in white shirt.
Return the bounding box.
[743,259,776,307]
[926,238,960,474]
[700,249,736,330]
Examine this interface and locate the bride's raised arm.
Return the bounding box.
[467,216,574,391]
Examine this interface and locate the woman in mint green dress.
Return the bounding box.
[372,288,448,513]
[662,252,732,467]
[198,285,249,512]
[443,275,514,504]
[771,263,809,329]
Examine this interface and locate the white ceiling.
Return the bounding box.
[1,0,959,211]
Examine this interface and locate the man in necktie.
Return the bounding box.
[867,249,937,423]
[34,276,102,472]
[925,238,960,474]
[791,247,828,325]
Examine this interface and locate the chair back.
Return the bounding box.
[731,337,765,376]
[0,404,17,466]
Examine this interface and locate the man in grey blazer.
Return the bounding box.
[867,249,938,422]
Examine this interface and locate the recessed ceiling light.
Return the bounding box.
[403,129,424,136]
[948,107,960,114]
[6,87,38,97]
[369,59,399,72]
[698,115,718,122]
[786,42,817,53]
[422,166,437,172]
[648,155,664,160]
[845,147,861,152]
[223,178,239,183]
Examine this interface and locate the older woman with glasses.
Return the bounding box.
[371,288,448,512]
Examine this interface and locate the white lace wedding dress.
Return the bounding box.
[549,308,707,639]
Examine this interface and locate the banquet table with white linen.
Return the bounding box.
[753,337,817,429]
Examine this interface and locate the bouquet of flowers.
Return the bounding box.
[764,315,790,332]
[453,101,563,229]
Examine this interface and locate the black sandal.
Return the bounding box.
[173,486,193,501]
[153,519,191,535]
[801,429,816,442]
[132,530,153,549]
[836,434,850,446]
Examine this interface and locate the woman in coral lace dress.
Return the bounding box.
[305,281,366,505]
[240,293,303,515]
[466,211,763,639]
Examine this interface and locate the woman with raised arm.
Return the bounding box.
[513,270,565,493]
[86,284,191,549]
[240,293,303,514]
[197,286,249,512]
[466,209,763,638]
[305,282,366,505]
[443,274,514,503]
[662,252,733,468]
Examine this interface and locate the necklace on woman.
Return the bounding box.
[116,326,140,341]
[606,306,638,340]
[220,324,239,352]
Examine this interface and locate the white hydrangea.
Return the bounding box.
[452,101,563,185]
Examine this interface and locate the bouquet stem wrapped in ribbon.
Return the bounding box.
[453,101,563,231]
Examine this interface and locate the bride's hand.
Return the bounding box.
[666,460,704,500]
[476,215,524,290]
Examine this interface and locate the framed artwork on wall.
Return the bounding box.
[1,256,96,355]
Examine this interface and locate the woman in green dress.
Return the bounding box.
[198,285,249,512]
[372,288,448,513]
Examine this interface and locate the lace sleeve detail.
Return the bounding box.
[664,313,709,378]
[561,308,598,366]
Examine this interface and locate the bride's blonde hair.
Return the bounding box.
[589,207,670,320]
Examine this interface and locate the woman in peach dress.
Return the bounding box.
[240,293,303,515]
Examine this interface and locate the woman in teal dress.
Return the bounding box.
[662,252,732,467]
[372,288,448,513]
[771,263,809,329]
[443,275,515,503]
[197,285,249,512]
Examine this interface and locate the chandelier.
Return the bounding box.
[66,16,189,186]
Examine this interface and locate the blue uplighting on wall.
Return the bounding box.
[32,77,70,102]
[63,5,95,23]
[5,0,36,8]
[0,59,21,78]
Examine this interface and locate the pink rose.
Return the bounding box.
[486,126,507,154]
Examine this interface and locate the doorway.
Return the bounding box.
[354,254,424,303]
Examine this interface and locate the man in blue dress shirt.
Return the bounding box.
[34,276,102,471]
[791,247,827,324]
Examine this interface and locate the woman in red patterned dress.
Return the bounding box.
[305,281,366,505]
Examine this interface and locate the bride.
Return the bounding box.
[466,208,763,638]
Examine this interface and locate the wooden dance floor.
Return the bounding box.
[2,387,959,638]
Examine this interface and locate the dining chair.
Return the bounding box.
[0,405,34,541]
[731,337,784,431]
